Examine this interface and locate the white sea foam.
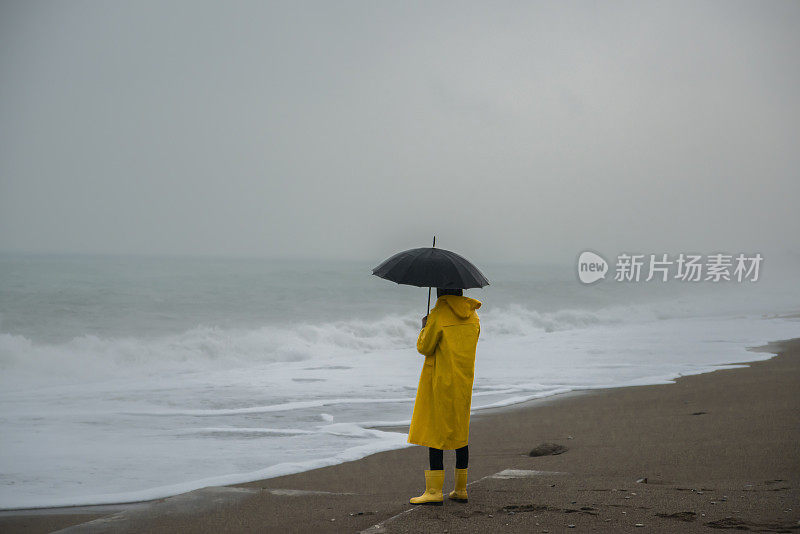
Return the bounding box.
[1,310,796,510]
[1,256,798,510]
[0,306,749,389]
[0,430,413,509]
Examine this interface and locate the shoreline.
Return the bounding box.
[0,377,728,514]
[0,347,774,514]
[1,310,794,513]
[0,338,800,532]
[0,390,593,516]
[1,337,798,532]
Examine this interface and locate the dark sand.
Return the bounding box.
[2,337,798,533]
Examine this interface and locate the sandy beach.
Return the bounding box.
[2,336,798,533]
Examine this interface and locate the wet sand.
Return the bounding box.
[2,337,798,533]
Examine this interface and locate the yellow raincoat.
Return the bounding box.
[407,294,481,450]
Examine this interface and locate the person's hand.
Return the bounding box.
[421,315,428,328]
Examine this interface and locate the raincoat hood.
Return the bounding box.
[437,294,482,319]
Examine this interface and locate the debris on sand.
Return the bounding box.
[655,511,697,522]
[705,517,800,531]
[529,443,568,456]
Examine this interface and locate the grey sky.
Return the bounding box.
[1,1,798,264]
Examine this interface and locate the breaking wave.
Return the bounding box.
[1,290,795,390]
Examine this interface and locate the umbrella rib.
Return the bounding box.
[448,249,487,286]
[446,251,473,288]
[381,251,411,279]
[445,249,488,287]
[394,248,430,287]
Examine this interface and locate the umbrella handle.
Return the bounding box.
[426,236,435,316]
[427,287,431,316]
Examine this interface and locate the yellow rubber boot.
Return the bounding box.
[448,468,468,502]
[409,469,444,506]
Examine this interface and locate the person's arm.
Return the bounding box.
[416,312,442,356]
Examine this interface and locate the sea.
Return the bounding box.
[0,252,798,510]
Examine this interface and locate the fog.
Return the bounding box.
[1,1,798,265]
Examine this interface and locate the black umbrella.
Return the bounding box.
[372,237,490,314]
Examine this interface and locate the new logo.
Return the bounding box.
[577,251,608,284]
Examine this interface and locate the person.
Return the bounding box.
[407,287,481,506]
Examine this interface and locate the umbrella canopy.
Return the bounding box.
[372,247,490,289]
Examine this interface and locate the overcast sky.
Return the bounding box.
[1,1,798,264]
